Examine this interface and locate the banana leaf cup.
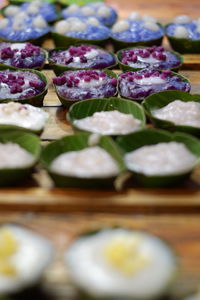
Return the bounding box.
[41,132,126,189]
[143,90,200,137]
[0,131,40,186]
[116,129,200,187]
[67,97,146,136]
[65,227,178,300]
[0,47,48,71]
[166,24,200,54]
[0,65,48,107]
[111,23,164,51]
[118,70,190,102]
[48,45,117,76]
[116,46,183,72]
[52,32,110,48]
[54,69,118,108]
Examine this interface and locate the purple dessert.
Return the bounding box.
[119,69,190,100]
[119,46,182,70]
[50,45,116,70]
[53,70,117,101]
[0,42,46,69]
[0,69,46,99]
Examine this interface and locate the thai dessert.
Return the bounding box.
[50,146,120,178]
[152,100,200,128]
[0,69,46,100]
[124,141,198,176]
[0,13,49,42]
[3,1,58,23]
[0,224,53,295]
[53,17,110,42]
[61,2,117,27]
[73,110,141,135]
[118,69,190,100]
[49,45,116,70]
[65,228,177,299]
[0,102,49,131]
[0,42,46,69]
[111,12,164,44]
[118,46,182,70]
[53,70,117,102]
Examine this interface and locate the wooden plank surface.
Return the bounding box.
[1,212,200,300]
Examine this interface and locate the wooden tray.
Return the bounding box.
[1,212,200,300]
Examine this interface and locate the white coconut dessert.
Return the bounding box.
[50,146,120,178]
[0,142,35,169]
[0,102,49,132]
[0,224,53,295]
[65,228,177,299]
[73,110,141,135]
[124,141,198,176]
[152,100,200,128]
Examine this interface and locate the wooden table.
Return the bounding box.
[1,0,200,299]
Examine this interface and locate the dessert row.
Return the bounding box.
[0,1,200,53]
[0,224,198,300]
[0,127,199,188]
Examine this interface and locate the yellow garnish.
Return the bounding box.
[0,228,18,276]
[104,234,150,276]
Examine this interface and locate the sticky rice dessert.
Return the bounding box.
[53,70,117,106]
[124,141,197,176]
[166,15,200,53]
[0,69,46,101]
[0,102,49,132]
[53,17,110,46]
[49,45,116,72]
[74,110,141,135]
[0,13,50,43]
[61,2,117,27]
[119,69,190,100]
[0,142,35,169]
[0,224,53,295]
[65,228,177,299]
[50,146,119,178]
[152,100,200,128]
[0,42,46,69]
[118,46,182,71]
[111,12,164,49]
[3,1,58,23]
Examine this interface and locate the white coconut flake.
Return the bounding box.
[0,19,8,30]
[10,43,26,51]
[27,4,40,14]
[124,142,197,176]
[81,6,95,16]
[112,20,129,33]
[78,77,105,88]
[174,26,189,38]
[128,12,141,21]
[55,20,70,34]
[196,24,200,34]
[0,143,35,168]
[0,102,49,131]
[86,17,100,26]
[12,19,25,31]
[74,110,141,135]
[32,16,48,29]
[66,4,79,14]
[174,15,191,24]
[4,5,20,17]
[134,76,165,85]
[143,22,159,31]
[70,20,87,32]
[152,100,200,128]
[50,146,119,178]
[97,5,111,18]
[85,49,98,59]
